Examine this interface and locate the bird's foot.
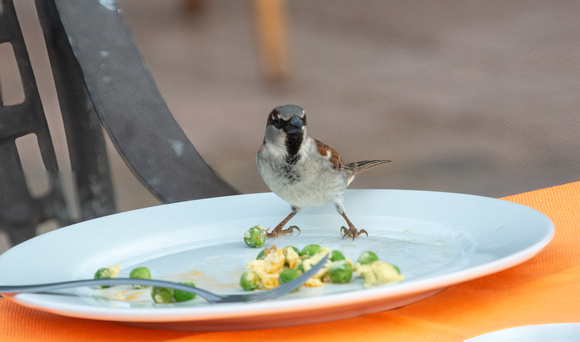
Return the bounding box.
[266,225,301,238]
[341,226,368,240]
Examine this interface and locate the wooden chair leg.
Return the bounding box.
[182,0,206,14]
[252,0,289,80]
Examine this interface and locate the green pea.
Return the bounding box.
[329,260,353,284]
[243,225,267,248]
[129,267,151,289]
[357,251,379,265]
[392,264,401,274]
[296,264,305,274]
[151,286,174,304]
[330,250,345,262]
[239,271,261,291]
[278,268,300,285]
[94,267,113,289]
[300,244,322,256]
[173,282,197,302]
[256,249,266,260]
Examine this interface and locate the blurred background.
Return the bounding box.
[2,0,579,252]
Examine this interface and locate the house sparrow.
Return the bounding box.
[256,104,391,240]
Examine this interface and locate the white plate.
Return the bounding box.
[0,190,553,331]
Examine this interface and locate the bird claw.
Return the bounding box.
[341,226,368,240]
[266,225,301,238]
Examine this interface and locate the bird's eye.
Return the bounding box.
[268,111,285,129]
[273,117,284,129]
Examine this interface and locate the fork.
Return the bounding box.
[0,254,329,304]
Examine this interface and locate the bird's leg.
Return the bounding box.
[340,212,368,240]
[266,207,301,238]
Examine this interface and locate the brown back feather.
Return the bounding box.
[316,139,390,184]
[316,139,343,170]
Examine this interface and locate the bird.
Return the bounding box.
[256,104,391,240]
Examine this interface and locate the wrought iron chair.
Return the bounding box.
[0,0,237,246]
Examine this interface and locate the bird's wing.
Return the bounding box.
[315,139,343,170]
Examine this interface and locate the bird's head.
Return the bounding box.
[267,104,306,134]
[263,105,307,155]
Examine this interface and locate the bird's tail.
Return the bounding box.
[344,160,391,175]
[343,160,391,185]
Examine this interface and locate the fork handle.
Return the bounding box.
[0,278,224,302]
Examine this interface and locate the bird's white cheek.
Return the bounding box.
[258,144,287,164]
[264,125,286,146]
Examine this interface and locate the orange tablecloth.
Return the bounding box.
[1,182,579,341]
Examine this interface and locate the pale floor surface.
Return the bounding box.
[2,0,579,252]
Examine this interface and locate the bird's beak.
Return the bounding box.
[284,115,305,134]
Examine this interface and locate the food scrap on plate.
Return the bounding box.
[239,244,404,291]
